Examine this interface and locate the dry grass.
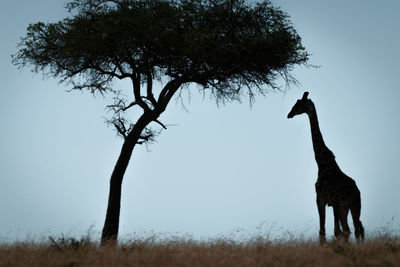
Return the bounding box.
[1,232,400,267]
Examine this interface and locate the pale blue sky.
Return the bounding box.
[0,0,399,242]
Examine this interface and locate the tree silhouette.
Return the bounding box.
[13,0,309,244]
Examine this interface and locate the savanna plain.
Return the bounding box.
[1,229,400,267]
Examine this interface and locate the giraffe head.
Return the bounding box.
[287,92,312,119]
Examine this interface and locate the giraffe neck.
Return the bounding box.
[306,102,336,169]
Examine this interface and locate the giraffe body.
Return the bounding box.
[288,92,364,243]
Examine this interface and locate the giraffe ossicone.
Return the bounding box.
[288,92,364,244]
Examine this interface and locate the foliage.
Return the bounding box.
[13,0,308,140]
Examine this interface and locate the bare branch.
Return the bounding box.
[106,94,141,113]
[113,122,127,139]
[132,73,151,112]
[157,79,185,111]
[113,60,129,78]
[91,64,130,80]
[137,130,153,145]
[122,101,138,111]
[117,118,128,133]
[154,119,167,130]
[138,134,152,143]
[146,72,157,107]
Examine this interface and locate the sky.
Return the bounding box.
[0,0,399,242]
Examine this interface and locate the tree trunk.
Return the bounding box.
[100,113,153,245]
[100,80,182,246]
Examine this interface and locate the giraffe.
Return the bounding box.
[287,92,364,243]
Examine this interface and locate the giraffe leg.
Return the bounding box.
[350,198,365,243]
[333,206,342,238]
[334,216,342,238]
[317,201,326,245]
[338,204,350,242]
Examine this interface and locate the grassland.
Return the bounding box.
[1,231,400,267]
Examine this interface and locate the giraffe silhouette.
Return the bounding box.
[287,92,364,243]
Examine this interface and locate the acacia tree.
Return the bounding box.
[13,0,309,244]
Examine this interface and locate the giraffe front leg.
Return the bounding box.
[317,201,326,245]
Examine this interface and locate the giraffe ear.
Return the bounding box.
[302,92,309,100]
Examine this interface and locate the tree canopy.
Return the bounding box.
[14,0,308,103]
[13,0,309,243]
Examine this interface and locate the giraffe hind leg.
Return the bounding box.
[340,208,351,242]
[334,214,342,237]
[333,206,343,238]
[334,204,350,242]
[350,199,365,242]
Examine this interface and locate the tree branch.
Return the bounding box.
[146,72,157,107]
[113,122,127,139]
[91,64,130,80]
[154,119,167,129]
[157,79,185,111]
[137,133,153,145]
[132,73,151,112]
[113,60,130,79]
[122,101,138,111]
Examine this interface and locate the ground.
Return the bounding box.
[1,232,399,266]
